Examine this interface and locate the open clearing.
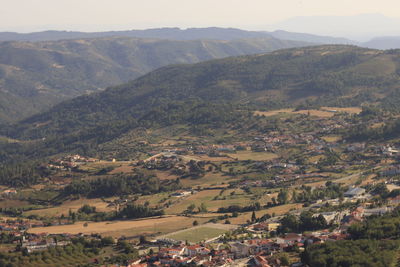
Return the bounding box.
[254,107,361,118]
[24,198,114,217]
[229,203,303,224]
[227,151,278,161]
[320,107,362,114]
[165,189,252,214]
[160,223,237,243]
[28,216,209,238]
[179,173,235,188]
[0,200,31,208]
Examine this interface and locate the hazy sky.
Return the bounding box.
[1,0,400,32]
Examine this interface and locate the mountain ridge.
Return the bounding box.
[4,45,400,146]
[0,36,310,122]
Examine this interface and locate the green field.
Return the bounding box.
[163,226,229,243]
[227,151,278,161]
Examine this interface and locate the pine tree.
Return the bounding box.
[251,211,257,222]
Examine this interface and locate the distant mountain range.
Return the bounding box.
[363,36,400,50]
[2,26,400,124]
[0,35,310,123]
[0,27,353,43]
[2,26,400,50]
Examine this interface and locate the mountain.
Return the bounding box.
[0,27,358,44]
[268,14,400,41]
[0,27,274,42]
[0,36,310,123]
[269,30,356,45]
[3,45,400,160]
[363,36,400,50]
[11,26,400,51]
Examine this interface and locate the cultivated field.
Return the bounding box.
[228,203,303,224]
[179,173,235,188]
[165,189,252,214]
[28,216,209,238]
[254,107,361,118]
[227,151,278,161]
[160,223,237,243]
[320,107,362,114]
[24,198,114,217]
[0,199,31,209]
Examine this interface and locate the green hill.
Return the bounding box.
[2,45,400,160]
[0,36,310,123]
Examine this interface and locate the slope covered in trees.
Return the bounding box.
[2,45,400,160]
[0,36,309,122]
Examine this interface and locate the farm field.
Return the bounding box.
[179,172,234,188]
[254,107,361,118]
[24,198,114,217]
[228,203,303,224]
[0,199,31,209]
[28,216,209,238]
[165,189,252,214]
[320,106,362,114]
[227,151,278,161]
[161,223,236,243]
[321,135,342,142]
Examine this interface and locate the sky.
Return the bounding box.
[1,0,400,34]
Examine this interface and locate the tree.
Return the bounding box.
[251,211,257,222]
[279,253,290,266]
[277,189,289,204]
[193,220,199,226]
[101,236,115,246]
[198,203,208,213]
[139,235,147,244]
[187,204,196,214]
[78,204,96,214]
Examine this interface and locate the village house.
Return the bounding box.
[344,187,366,198]
[1,189,17,197]
[254,255,271,267]
[183,245,211,256]
[275,233,302,246]
[230,242,251,258]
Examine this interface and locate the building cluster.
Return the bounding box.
[21,234,71,253]
[125,229,349,267]
[47,154,98,170]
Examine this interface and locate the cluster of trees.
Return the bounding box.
[279,211,328,233]
[185,203,208,214]
[301,239,399,267]
[302,208,400,266]
[63,172,181,198]
[0,232,140,266]
[0,232,19,244]
[1,237,104,266]
[348,208,400,240]
[292,182,345,204]
[346,117,400,141]
[0,161,49,187]
[116,204,164,219]
[217,202,261,213]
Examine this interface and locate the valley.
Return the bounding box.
[1,100,400,265]
[1,44,400,266]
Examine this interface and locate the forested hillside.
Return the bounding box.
[2,45,400,161]
[0,36,309,122]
